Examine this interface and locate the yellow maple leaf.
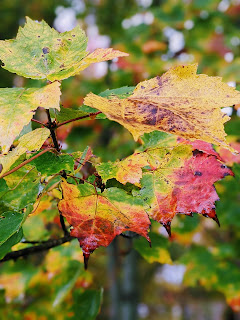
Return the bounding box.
[84,64,240,150]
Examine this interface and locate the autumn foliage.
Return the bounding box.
[0,16,240,316]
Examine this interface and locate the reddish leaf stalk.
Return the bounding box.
[31,118,48,128]
[1,147,54,178]
[56,111,102,128]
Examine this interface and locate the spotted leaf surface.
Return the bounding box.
[0,82,60,153]
[84,64,240,149]
[0,17,128,81]
[58,181,150,258]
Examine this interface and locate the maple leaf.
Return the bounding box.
[0,82,60,153]
[97,143,233,234]
[0,128,50,176]
[58,181,150,260]
[0,17,128,81]
[84,64,240,149]
[139,147,233,231]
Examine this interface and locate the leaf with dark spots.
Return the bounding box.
[101,142,233,226]
[0,17,128,81]
[84,64,240,150]
[138,146,233,225]
[58,181,150,258]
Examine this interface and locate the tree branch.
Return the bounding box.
[46,109,61,152]
[56,111,102,128]
[0,147,54,178]
[0,235,75,263]
[60,214,69,236]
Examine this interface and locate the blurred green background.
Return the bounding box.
[0,0,240,319]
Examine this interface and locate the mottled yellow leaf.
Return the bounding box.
[0,128,50,176]
[84,64,240,149]
[0,17,128,81]
[0,82,60,153]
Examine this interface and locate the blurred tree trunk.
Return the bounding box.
[108,236,138,320]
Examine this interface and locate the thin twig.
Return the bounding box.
[1,148,54,178]
[57,111,102,128]
[60,214,69,236]
[31,118,48,128]
[0,235,75,263]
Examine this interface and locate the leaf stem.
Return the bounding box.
[31,118,48,128]
[0,235,75,263]
[46,109,61,152]
[56,111,102,128]
[0,148,54,178]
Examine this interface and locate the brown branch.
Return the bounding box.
[56,111,102,128]
[60,214,69,236]
[46,109,60,152]
[1,148,54,178]
[31,118,48,128]
[0,235,75,263]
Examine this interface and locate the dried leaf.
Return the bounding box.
[84,64,240,149]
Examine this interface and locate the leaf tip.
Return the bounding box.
[163,222,172,237]
[212,214,221,227]
[83,253,90,270]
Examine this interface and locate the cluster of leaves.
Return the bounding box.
[0,16,240,316]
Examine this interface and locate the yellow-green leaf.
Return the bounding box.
[84,64,240,150]
[0,17,128,81]
[0,128,50,176]
[0,81,60,153]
